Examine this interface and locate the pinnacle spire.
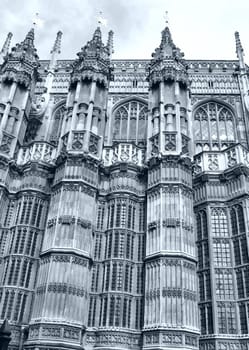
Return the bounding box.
[23,28,35,47]
[51,31,63,54]
[0,32,12,57]
[72,26,113,87]
[92,27,102,44]
[0,27,40,87]
[235,31,246,70]
[235,31,244,58]
[107,30,114,58]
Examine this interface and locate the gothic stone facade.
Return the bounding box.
[0,25,249,350]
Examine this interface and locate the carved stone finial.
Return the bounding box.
[0,32,12,57]
[23,28,35,47]
[235,31,244,60]
[107,30,114,57]
[51,31,63,54]
[0,28,40,87]
[71,27,113,87]
[92,26,102,44]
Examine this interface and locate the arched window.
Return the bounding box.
[113,100,147,144]
[194,101,236,153]
[230,205,246,235]
[50,103,66,144]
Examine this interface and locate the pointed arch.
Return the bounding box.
[50,100,66,144]
[111,97,148,144]
[193,99,237,153]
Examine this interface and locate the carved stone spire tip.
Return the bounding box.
[107,30,114,56]
[235,31,243,53]
[0,32,13,56]
[51,30,63,54]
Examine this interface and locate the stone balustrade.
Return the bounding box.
[17,142,57,166]
[193,144,249,174]
[102,143,145,167]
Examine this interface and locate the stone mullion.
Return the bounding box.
[68,81,81,149]
[84,80,97,151]
[159,82,164,153]
[18,197,25,225]
[135,102,139,144]
[227,206,241,334]
[106,96,114,145]
[29,229,36,256]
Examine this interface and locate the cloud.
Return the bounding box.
[0,0,248,61]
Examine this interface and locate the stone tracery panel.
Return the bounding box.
[193,101,236,153]
[112,100,147,144]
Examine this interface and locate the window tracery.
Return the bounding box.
[50,104,66,144]
[194,101,236,153]
[113,100,147,144]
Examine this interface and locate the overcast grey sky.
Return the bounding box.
[0,0,248,61]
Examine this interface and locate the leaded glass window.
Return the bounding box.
[194,101,236,153]
[211,208,229,237]
[196,210,208,240]
[215,271,234,299]
[213,240,231,266]
[113,100,147,143]
[239,304,248,334]
[230,205,246,235]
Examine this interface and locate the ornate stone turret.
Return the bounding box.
[1,28,39,87]
[0,33,12,64]
[147,25,191,157]
[144,24,199,350]
[235,31,249,113]
[27,27,114,350]
[60,27,113,157]
[0,28,40,158]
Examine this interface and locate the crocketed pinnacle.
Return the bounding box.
[10,28,39,63]
[235,31,244,56]
[92,27,102,44]
[152,25,183,60]
[71,27,114,87]
[235,31,246,69]
[148,24,188,86]
[0,32,12,56]
[107,30,114,57]
[0,28,40,87]
[78,27,112,61]
[23,28,35,47]
[51,31,63,54]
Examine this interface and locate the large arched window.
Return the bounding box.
[113,100,147,144]
[193,101,236,153]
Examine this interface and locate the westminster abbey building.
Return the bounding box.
[0,21,249,350]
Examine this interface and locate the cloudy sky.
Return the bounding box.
[1,0,249,61]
